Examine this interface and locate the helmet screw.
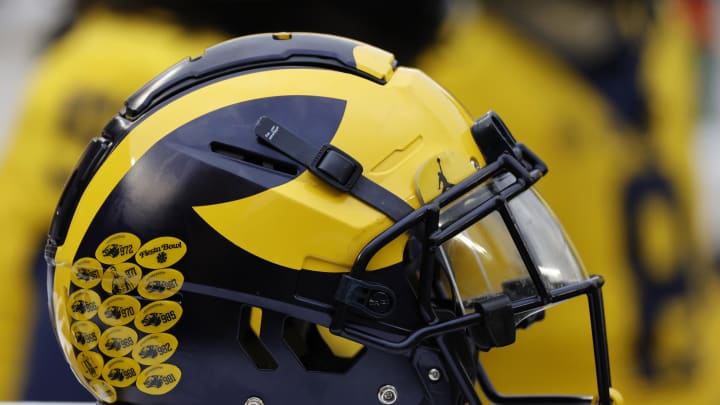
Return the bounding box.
[367,290,392,314]
[378,384,398,404]
[245,397,264,405]
[428,368,441,382]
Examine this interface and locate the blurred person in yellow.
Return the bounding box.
[420,0,716,403]
[0,0,446,400]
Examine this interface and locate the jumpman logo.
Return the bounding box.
[437,158,454,193]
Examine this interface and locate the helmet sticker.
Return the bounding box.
[102,357,141,388]
[71,257,103,288]
[414,150,476,204]
[88,378,117,403]
[77,350,105,380]
[99,326,138,357]
[138,269,184,300]
[58,232,188,400]
[136,237,187,269]
[135,300,183,333]
[137,363,181,396]
[101,263,142,295]
[132,333,178,366]
[70,321,101,351]
[95,232,141,265]
[68,289,102,321]
[99,295,141,326]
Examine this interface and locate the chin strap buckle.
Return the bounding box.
[335,275,396,318]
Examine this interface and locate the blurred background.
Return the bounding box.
[0,0,69,156]
[0,0,719,403]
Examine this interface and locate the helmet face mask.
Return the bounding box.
[325,113,613,404]
[45,33,614,404]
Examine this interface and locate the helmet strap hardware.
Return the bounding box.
[469,294,516,351]
[254,116,414,221]
[335,275,396,318]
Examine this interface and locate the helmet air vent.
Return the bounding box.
[211,141,299,176]
[282,317,365,373]
[237,306,278,370]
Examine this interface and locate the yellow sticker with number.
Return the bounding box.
[70,320,101,351]
[68,289,101,321]
[132,333,178,365]
[102,357,141,388]
[99,326,138,357]
[101,262,142,295]
[135,300,182,333]
[138,269,184,300]
[71,257,103,288]
[137,363,181,395]
[96,232,141,265]
[99,295,140,326]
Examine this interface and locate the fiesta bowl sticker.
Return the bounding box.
[71,257,103,288]
[68,289,101,321]
[136,236,187,269]
[102,357,140,388]
[99,326,138,357]
[88,378,117,403]
[101,262,142,295]
[96,232,141,265]
[99,295,141,326]
[138,269,184,300]
[132,333,178,365]
[77,350,105,380]
[70,321,101,351]
[135,300,182,333]
[137,363,181,395]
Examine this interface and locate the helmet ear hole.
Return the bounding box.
[237,306,278,370]
[282,317,365,372]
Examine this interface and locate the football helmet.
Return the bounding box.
[45,33,617,404]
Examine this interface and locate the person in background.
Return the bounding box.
[0,0,446,400]
[420,0,717,403]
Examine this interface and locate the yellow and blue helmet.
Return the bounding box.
[45,33,617,404]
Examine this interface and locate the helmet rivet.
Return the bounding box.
[367,290,392,314]
[428,368,441,382]
[378,385,398,404]
[245,397,264,405]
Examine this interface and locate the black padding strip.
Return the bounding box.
[255,116,413,222]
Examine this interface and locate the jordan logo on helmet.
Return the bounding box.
[436,157,455,193]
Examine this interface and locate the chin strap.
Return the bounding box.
[254,116,414,222]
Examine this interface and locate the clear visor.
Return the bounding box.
[415,153,587,317]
